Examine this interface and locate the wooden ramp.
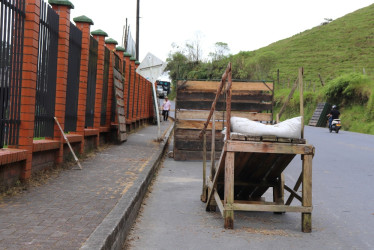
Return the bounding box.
[201,64,315,233]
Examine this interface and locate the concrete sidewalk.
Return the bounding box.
[0,121,174,250]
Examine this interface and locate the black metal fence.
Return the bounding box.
[85,35,98,127]
[0,0,25,148]
[34,1,59,138]
[100,47,110,126]
[64,22,82,132]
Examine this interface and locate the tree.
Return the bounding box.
[209,42,230,61]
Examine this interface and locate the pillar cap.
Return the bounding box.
[116,46,126,52]
[123,52,132,57]
[48,0,74,9]
[105,38,118,45]
[91,29,108,37]
[73,15,94,25]
[135,61,140,65]
[130,57,136,61]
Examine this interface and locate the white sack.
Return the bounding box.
[230,116,302,139]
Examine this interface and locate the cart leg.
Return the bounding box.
[273,173,285,214]
[224,152,234,229]
[302,155,312,232]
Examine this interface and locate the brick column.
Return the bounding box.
[49,0,74,164]
[123,53,132,126]
[132,58,138,124]
[92,29,108,145]
[73,15,93,154]
[129,57,136,127]
[18,0,40,180]
[104,38,118,128]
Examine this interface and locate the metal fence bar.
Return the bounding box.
[0,0,25,148]
[34,0,59,138]
[85,35,98,127]
[100,47,110,126]
[64,21,82,132]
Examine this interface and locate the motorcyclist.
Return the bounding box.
[327,105,340,128]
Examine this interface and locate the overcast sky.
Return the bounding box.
[71,0,373,63]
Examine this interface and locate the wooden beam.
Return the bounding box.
[214,191,224,217]
[284,184,302,202]
[224,151,234,229]
[226,141,314,155]
[285,171,303,205]
[201,133,207,202]
[299,67,304,139]
[302,154,313,232]
[232,203,312,213]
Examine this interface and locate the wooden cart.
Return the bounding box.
[200,64,315,232]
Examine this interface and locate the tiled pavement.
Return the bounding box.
[0,120,173,250]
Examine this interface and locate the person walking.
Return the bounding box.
[162,97,171,121]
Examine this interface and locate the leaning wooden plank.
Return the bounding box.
[226,141,314,155]
[114,78,124,90]
[232,204,312,213]
[113,68,124,81]
[206,149,227,208]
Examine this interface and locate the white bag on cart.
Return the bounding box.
[230,116,302,139]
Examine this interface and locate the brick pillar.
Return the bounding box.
[130,57,136,126]
[92,29,108,145]
[104,38,118,128]
[123,53,132,126]
[18,0,40,180]
[73,15,93,154]
[50,0,74,164]
[134,60,140,123]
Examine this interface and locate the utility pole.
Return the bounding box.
[136,0,140,61]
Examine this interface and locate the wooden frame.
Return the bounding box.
[200,66,314,232]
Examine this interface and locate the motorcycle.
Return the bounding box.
[329,119,341,133]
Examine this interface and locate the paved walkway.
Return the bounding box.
[0,121,173,250]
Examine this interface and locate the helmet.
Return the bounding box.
[332,105,337,109]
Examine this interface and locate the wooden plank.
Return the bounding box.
[206,149,226,208]
[119,123,126,132]
[119,132,127,142]
[224,151,234,229]
[176,120,224,130]
[113,68,124,81]
[174,139,223,151]
[115,89,124,98]
[177,81,273,92]
[118,107,125,115]
[232,203,312,213]
[118,116,126,124]
[226,141,314,155]
[176,110,272,122]
[174,128,223,141]
[177,92,273,102]
[177,100,272,112]
[117,99,124,106]
[114,78,123,90]
[214,191,224,217]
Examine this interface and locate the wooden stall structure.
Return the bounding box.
[174,76,274,161]
[200,64,315,232]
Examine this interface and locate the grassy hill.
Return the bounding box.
[241,3,374,83]
[230,4,374,134]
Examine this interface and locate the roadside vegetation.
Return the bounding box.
[165,4,374,135]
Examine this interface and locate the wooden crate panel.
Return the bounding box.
[176,120,224,130]
[174,139,223,151]
[173,148,220,161]
[177,80,273,92]
[177,101,272,112]
[177,92,272,103]
[174,128,223,141]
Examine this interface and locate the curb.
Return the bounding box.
[80,123,174,250]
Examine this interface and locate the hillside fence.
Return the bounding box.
[0,0,155,186]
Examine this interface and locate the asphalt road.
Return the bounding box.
[124,126,374,250]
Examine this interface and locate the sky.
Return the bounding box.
[71,0,373,63]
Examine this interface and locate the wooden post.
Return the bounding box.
[225,64,232,141]
[201,133,207,202]
[211,111,216,177]
[318,73,325,87]
[302,154,313,232]
[299,68,304,139]
[224,151,234,229]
